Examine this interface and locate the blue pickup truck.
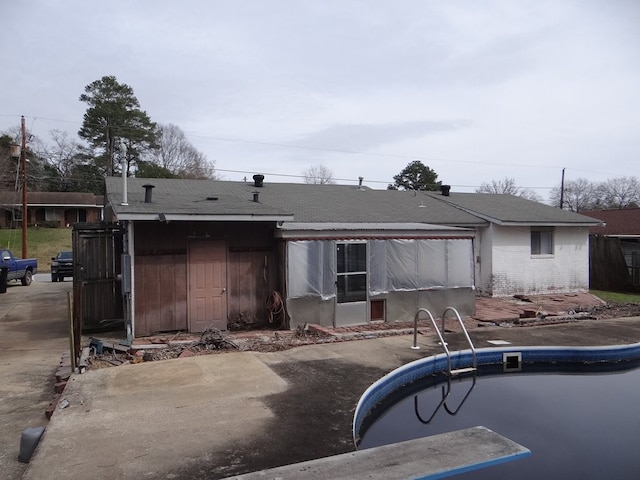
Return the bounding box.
[0,249,38,287]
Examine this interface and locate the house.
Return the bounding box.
[103,176,599,338]
[581,208,640,289]
[0,191,103,228]
[426,192,601,296]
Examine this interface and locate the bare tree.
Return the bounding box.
[476,177,542,202]
[146,123,216,179]
[549,178,598,212]
[303,164,335,184]
[598,177,640,209]
[38,130,84,190]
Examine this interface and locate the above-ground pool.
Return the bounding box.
[354,344,640,479]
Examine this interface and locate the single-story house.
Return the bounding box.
[0,192,103,228]
[581,208,640,288]
[103,175,599,338]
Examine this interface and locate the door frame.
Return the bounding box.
[187,239,228,332]
[334,240,369,327]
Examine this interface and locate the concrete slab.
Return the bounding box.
[16,291,640,480]
[0,279,72,480]
[222,426,530,480]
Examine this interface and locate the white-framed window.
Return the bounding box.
[336,242,367,303]
[531,228,554,255]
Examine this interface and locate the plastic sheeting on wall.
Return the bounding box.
[370,238,473,294]
[287,238,473,299]
[287,241,336,299]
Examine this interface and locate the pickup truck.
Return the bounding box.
[0,249,38,286]
[51,251,73,282]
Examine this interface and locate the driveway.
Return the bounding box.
[0,276,72,480]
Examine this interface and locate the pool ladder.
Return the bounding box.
[412,307,477,376]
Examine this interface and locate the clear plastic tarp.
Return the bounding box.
[287,241,336,299]
[287,238,473,299]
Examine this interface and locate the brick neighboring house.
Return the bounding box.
[0,192,104,228]
[581,208,640,288]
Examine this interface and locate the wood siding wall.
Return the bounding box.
[135,254,188,335]
[134,221,278,336]
[590,235,637,292]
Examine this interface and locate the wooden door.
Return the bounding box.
[188,240,227,332]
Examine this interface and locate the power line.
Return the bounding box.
[0,113,626,185]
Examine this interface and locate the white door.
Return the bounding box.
[335,242,368,326]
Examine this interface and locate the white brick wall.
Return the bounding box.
[481,224,589,297]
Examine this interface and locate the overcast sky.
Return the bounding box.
[1,0,639,199]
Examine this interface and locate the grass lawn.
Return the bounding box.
[590,290,640,304]
[0,228,72,272]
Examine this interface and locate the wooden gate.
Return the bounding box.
[72,223,124,341]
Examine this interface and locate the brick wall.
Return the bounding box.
[485,225,589,297]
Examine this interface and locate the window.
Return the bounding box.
[336,242,367,303]
[531,228,554,255]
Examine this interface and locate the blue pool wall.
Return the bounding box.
[352,342,640,444]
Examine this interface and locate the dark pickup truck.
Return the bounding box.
[0,249,38,287]
[51,251,73,282]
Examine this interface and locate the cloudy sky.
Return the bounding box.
[1,0,639,200]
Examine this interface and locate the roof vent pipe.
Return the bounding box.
[120,140,128,206]
[441,185,451,196]
[358,176,364,187]
[143,184,155,203]
[253,191,260,203]
[253,174,264,187]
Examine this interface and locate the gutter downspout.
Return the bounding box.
[128,221,135,342]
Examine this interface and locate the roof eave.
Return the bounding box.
[497,221,602,227]
[117,213,295,222]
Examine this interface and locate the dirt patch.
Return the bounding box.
[583,302,640,319]
[87,299,640,368]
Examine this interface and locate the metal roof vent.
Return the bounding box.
[253,174,264,187]
[143,184,155,203]
[441,185,451,196]
[253,191,260,203]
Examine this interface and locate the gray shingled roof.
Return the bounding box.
[106,177,601,227]
[426,192,602,226]
[105,177,487,226]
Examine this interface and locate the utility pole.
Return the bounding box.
[559,167,565,210]
[20,116,28,259]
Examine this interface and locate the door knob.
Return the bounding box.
[222,287,226,293]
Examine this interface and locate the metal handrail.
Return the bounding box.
[412,306,477,376]
[442,306,477,371]
[413,308,453,374]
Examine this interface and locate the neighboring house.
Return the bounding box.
[103,176,599,338]
[426,193,601,297]
[0,192,104,228]
[581,208,640,289]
